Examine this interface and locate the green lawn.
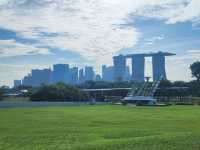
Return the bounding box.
[1,105,200,150]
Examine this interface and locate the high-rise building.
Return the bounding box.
[14,80,21,88]
[69,67,79,85]
[22,74,32,86]
[79,68,85,84]
[113,55,126,82]
[85,66,95,81]
[102,65,114,82]
[132,55,145,82]
[51,64,69,84]
[30,69,51,87]
[152,52,167,81]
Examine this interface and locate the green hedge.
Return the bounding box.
[30,83,87,102]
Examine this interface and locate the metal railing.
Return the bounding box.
[156,96,200,104]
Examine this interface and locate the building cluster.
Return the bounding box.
[14,51,175,87]
[14,65,97,87]
[14,63,132,87]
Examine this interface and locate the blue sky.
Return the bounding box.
[0,0,200,86]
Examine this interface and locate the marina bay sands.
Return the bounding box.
[113,51,175,82]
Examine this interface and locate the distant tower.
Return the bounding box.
[85,66,95,81]
[31,69,51,87]
[79,68,85,84]
[69,67,79,85]
[14,80,21,88]
[102,65,106,80]
[51,64,69,84]
[113,55,126,82]
[102,65,114,82]
[126,51,175,82]
[152,52,175,81]
[132,55,145,82]
[22,74,32,86]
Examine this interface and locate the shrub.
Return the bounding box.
[0,88,5,101]
[30,83,87,102]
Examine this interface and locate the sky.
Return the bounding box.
[0,0,200,86]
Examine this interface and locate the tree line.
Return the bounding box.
[29,83,87,101]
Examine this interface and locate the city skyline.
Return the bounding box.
[14,51,174,87]
[14,63,130,88]
[13,62,123,88]
[0,0,200,86]
[17,64,97,87]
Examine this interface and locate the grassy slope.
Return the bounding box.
[0,105,200,150]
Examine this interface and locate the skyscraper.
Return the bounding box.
[113,55,126,82]
[102,65,114,82]
[22,74,32,86]
[14,80,21,88]
[69,67,79,85]
[85,66,95,81]
[132,55,145,82]
[152,52,167,81]
[79,68,85,84]
[30,69,51,87]
[51,64,69,84]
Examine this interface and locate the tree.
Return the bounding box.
[190,61,200,81]
[159,80,172,88]
[0,87,5,101]
[173,81,187,87]
[30,83,87,102]
[188,80,200,97]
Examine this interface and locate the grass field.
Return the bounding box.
[1,105,200,150]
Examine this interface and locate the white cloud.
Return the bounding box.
[186,49,200,54]
[0,0,141,65]
[146,35,165,45]
[167,0,200,24]
[135,0,200,25]
[175,49,200,61]
[0,39,50,57]
[0,0,199,65]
